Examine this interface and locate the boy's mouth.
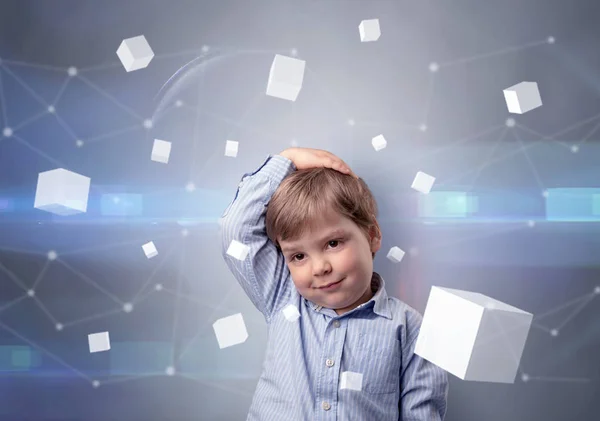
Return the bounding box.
[318,277,345,289]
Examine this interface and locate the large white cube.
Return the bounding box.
[282,304,300,322]
[151,139,171,164]
[359,19,381,42]
[116,35,154,72]
[371,134,387,151]
[88,331,111,353]
[226,239,250,261]
[225,140,238,158]
[142,241,158,259]
[213,313,249,349]
[503,81,542,114]
[266,54,306,102]
[34,168,91,215]
[340,371,363,391]
[415,286,533,383]
[411,171,436,194]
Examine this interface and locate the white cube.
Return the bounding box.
[266,54,306,102]
[340,371,363,391]
[282,304,300,322]
[213,313,249,349]
[142,241,158,259]
[359,19,381,42]
[226,239,250,261]
[371,134,387,151]
[386,246,405,263]
[503,81,542,114]
[88,331,110,353]
[116,35,154,72]
[411,171,436,194]
[151,139,172,164]
[415,286,533,383]
[34,168,91,215]
[225,140,239,158]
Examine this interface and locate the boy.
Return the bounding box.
[219,147,448,420]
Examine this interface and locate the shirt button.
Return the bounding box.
[326,358,335,367]
[322,401,331,411]
[333,320,340,328]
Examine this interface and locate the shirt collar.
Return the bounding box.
[305,272,392,319]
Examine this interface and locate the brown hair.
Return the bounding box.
[266,167,379,259]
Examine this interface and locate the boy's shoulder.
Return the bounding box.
[381,295,424,338]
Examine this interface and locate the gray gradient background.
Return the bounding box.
[0,0,599,420]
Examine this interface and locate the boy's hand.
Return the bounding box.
[278,147,359,179]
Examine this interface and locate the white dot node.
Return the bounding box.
[48,105,56,114]
[201,45,210,53]
[419,124,427,132]
[505,118,515,128]
[550,329,559,337]
[55,323,63,331]
[290,48,298,57]
[47,250,57,260]
[92,380,100,388]
[27,289,35,297]
[428,62,439,73]
[181,228,189,237]
[547,36,555,44]
[542,190,549,198]
[75,139,84,147]
[175,100,183,108]
[594,286,600,294]
[3,127,12,137]
[185,182,196,192]
[527,220,535,227]
[521,373,529,382]
[290,138,299,147]
[123,303,133,313]
[571,145,579,153]
[165,366,175,376]
[67,66,78,76]
[155,284,163,291]
[347,118,355,127]
[143,119,153,129]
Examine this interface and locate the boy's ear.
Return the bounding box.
[368,218,382,253]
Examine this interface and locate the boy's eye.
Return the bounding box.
[292,253,305,262]
[328,240,340,248]
[290,240,343,262]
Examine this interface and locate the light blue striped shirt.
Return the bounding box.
[219,154,448,421]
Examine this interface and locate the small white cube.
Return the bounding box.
[415,286,533,383]
[371,134,387,151]
[116,35,154,72]
[359,19,381,42]
[266,54,306,102]
[142,241,158,259]
[386,246,405,263]
[340,371,363,391]
[411,171,436,194]
[34,168,91,215]
[226,239,250,261]
[213,313,249,349]
[503,81,542,114]
[88,331,110,353]
[225,140,239,158]
[151,139,172,164]
[282,304,300,322]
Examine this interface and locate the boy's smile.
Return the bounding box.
[279,210,382,316]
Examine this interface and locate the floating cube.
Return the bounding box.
[266,54,306,102]
[386,246,405,263]
[415,286,533,383]
[142,241,158,259]
[282,304,300,322]
[225,140,239,158]
[88,331,111,353]
[411,171,436,194]
[340,371,363,391]
[503,81,542,114]
[371,134,387,151]
[359,19,381,42]
[116,35,154,72]
[151,139,171,164]
[34,168,91,215]
[226,239,250,261]
[213,313,249,349]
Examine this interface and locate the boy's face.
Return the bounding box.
[278,211,382,316]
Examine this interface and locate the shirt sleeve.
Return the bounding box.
[399,312,449,421]
[218,154,296,324]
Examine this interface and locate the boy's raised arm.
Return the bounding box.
[218,154,296,323]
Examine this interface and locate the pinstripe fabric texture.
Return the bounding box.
[219,154,448,421]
